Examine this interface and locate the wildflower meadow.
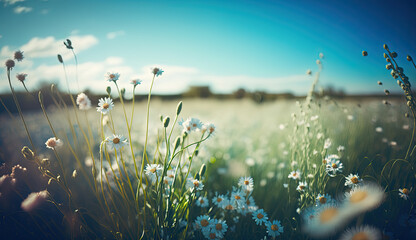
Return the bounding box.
[0,38,416,240]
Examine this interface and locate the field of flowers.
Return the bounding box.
[1,44,416,240]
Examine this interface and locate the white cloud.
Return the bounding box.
[107,31,125,40]
[2,0,25,6]
[0,35,99,61]
[14,6,32,14]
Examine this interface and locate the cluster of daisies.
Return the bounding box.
[191,177,283,239]
[179,117,216,136]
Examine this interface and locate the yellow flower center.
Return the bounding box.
[351,232,370,240]
[402,188,409,195]
[215,223,222,230]
[319,197,327,204]
[351,176,359,184]
[235,195,241,200]
[200,219,209,227]
[103,103,110,109]
[257,213,264,219]
[200,199,204,204]
[192,123,197,127]
[322,159,327,164]
[150,168,156,173]
[209,233,216,239]
[112,138,120,144]
[244,180,249,185]
[193,181,199,187]
[164,179,169,184]
[271,224,279,231]
[109,74,115,79]
[299,185,305,190]
[319,207,338,223]
[225,204,233,210]
[350,191,368,203]
[332,163,338,168]
[216,198,222,202]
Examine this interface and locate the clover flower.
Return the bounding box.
[252,209,268,226]
[106,72,120,82]
[288,170,301,180]
[105,134,128,151]
[45,137,63,149]
[196,196,209,208]
[145,164,163,184]
[76,92,92,110]
[399,188,411,200]
[14,50,24,62]
[265,220,284,237]
[97,97,114,114]
[345,174,363,188]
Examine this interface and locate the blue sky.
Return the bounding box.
[0,0,415,95]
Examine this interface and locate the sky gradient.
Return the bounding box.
[0,0,415,96]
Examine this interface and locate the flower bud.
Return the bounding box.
[362,51,368,56]
[21,146,35,161]
[176,101,183,115]
[377,81,382,85]
[57,54,63,63]
[384,89,390,95]
[407,55,413,61]
[174,136,181,151]
[391,52,397,58]
[405,113,410,118]
[383,44,389,50]
[194,172,200,180]
[199,164,206,178]
[383,53,388,58]
[163,116,170,128]
[72,170,77,178]
[386,64,392,70]
[386,58,391,63]
[106,86,111,95]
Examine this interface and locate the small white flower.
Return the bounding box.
[181,117,202,133]
[202,122,216,135]
[145,164,163,184]
[131,79,142,86]
[375,127,383,133]
[399,188,411,200]
[45,137,63,149]
[297,181,308,192]
[345,174,363,188]
[97,97,114,115]
[238,176,254,192]
[315,193,334,205]
[186,177,204,191]
[252,209,268,225]
[105,134,128,151]
[76,92,91,110]
[106,72,120,82]
[196,196,209,207]
[265,220,284,237]
[337,145,345,152]
[231,189,246,207]
[212,193,227,208]
[326,158,343,177]
[288,170,301,180]
[324,138,332,149]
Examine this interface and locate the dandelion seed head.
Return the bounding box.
[5,59,15,70]
[14,51,24,62]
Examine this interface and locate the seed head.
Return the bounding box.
[377,81,382,85]
[386,64,392,70]
[362,51,368,56]
[383,44,389,50]
[391,52,397,58]
[384,89,390,95]
[5,59,15,70]
[16,73,28,82]
[386,58,391,63]
[64,39,73,49]
[407,55,413,61]
[57,54,63,63]
[14,51,24,62]
[383,53,388,58]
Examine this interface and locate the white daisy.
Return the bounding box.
[196,196,209,208]
[130,79,142,86]
[342,182,385,217]
[209,219,228,237]
[96,97,114,115]
[288,170,301,180]
[105,134,128,151]
[324,138,332,149]
[345,173,363,188]
[181,117,202,133]
[316,193,334,206]
[231,188,246,208]
[145,164,163,184]
[212,193,227,208]
[339,225,381,240]
[186,177,204,191]
[45,137,63,149]
[399,187,411,200]
[194,215,210,230]
[202,122,216,135]
[297,181,308,192]
[265,220,284,237]
[238,176,254,192]
[106,72,120,82]
[326,158,343,177]
[252,209,268,226]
